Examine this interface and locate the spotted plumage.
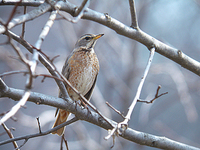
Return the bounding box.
[52,34,103,136]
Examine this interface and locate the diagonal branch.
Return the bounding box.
[0,2,51,34]
[0,5,58,126]
[0,79,199,150]
[55,1,200,77]
[7,30,113,128]
[2,123,19,150]
[125,47,155,122]
[0,35,32,125]
[34,10,58,49]
[1,0,200,76]
[105,47,155,140]
[6,30,69,99]
[0,117,78,146]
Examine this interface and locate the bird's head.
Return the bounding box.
[75,34,104,49]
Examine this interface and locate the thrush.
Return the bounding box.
[52,34,104,136]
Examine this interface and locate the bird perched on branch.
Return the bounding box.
[52,34,104,136]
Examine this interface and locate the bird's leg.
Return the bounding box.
[74,100,82,112]
[80,99,91,116]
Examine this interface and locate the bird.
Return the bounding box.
[52,34,104,136]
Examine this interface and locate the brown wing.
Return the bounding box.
[58,53,72,98]
[56,54,72,117]
[84,75,97,101]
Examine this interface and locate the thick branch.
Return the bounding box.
[57,1,200,76]
[1,0,200,76]
[0,79,199,150]
[0,0,43,6]
[0,2,51,34]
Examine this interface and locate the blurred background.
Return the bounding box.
[1,0,200,149]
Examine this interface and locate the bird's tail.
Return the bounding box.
[52,109,70,136]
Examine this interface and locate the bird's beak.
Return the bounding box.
[93,34,104,40]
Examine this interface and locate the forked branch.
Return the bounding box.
[105,47,155,140]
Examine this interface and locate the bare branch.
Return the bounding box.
[57,0,90,23]
[7,30,69,99]
[34,10,58,49]
[0,117,78,146]
[0,80,198,150]
[0,70,28,77]
[6,29,113,128]
[72,0,90,23]
[2,123,19,150]
[5,0,23,27]
[0,2,51,34]
[21,6,27,39]
[1,0,200,76]
[0,1,43,124]
[129,0,138,29]
[105,102,125,119]
[0,0,43,6]
[36,117,42,134]
[0,1,200,149]
[55,1,200,77]
[0,90,30,125]
[105,47,155,141]
[0,39,32,125]
[0,79,199,150]
[1,0,200,77]
[122,47,155,126]
[137,85,168,104]
[62,135,69,150]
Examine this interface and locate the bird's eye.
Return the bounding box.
[85,36,90,40]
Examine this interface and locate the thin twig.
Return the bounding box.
[0,112,17,122]
[62,135,69,150]
[60,135,64,150]
[0,127,15,137]
[125,47,155,122]
[104,126,117,140]
[0,2,51,34]
[0,3,40,125]
[17,139,28,149]
[5,0,22,27]
[105,102,125,119]
[2,123,19,150]
[21,6,26,39]
[0,70,28,77]
[0,40,32,125]
[36,117,42,134]
[137,85,168,104]
[7,30,69,100]
[129,0,138,29]
[0,117,78,146]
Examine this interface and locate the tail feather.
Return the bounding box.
[52,109,70,136]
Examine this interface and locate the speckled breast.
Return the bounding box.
[66,50,99,101]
